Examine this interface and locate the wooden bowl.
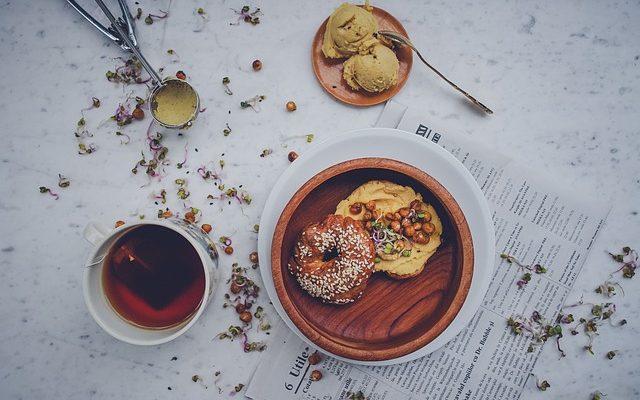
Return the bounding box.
[271,158,473,361]
[311,7,413,106]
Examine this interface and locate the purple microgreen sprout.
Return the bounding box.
[240,95,266,112]
[176,143,188,169]
[259,148,273,157]
[193,7,209,32]
[75,115,96,154]
[135,7,142,19]
[115,131,131,144]
[231,383,245,395]
[530,374,550,391]
[223,123,232,136]
[106,57,150,84]
[500,253,547,289]
[609,246,637,278]
[175,178,190,200]
[213,371,222,394]
[507,311,565,357]
[191,374,208,389]
[166,48,180,63]
[595,280,623,297]
[57,174,70,188]
[144,10,168,25]
[344,392,367,400]
[39,186,59,200]
[222,77,233,95]
[230,5,262,25]
[152,189,167,204]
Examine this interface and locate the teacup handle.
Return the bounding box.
[83,222,111,246]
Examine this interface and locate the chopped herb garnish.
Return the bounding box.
[306,133,315,143]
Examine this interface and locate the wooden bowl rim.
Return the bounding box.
[311,6,413,106]
[271,157,474,361]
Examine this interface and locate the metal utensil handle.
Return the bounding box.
[117,0,137,47]
[413,48,493,114]
[93,0,162,84]
[67,0,120,44]
[378,30,493,115]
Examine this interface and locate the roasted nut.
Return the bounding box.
[230,281,241,294]
[132,107,144,120]
[393,212,402,221]
[309,370,322,381]
[224,246,234,255]
[365,201,376,211]
[363,211,373,221]
[423,222,435,233]
[349,203,363,214]
[371,210,379,220]
[395,240,405,250]
[414,231,430,244]
[404,226,416,237]
[364,221,373,230]
[176,70,186,80]
[249,251,259,263]
[412,222,423,231]
[401,218,412,227]
[252,59,262,71]
[410,199,421,210]
[286,101,297,112]
[288,151,298,162]
[201,223,212,233]
[239,311,253,323]
[399,207,410,218]
[421,211,432,222]
[184,211,196,223]
[308,351,321,365]
[390,221,401,232]
[235,303,247,314]
[385,212,395,220]
[115,220,125,228]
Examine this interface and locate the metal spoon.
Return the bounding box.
[377,30,493,115]
[68,0,200,128]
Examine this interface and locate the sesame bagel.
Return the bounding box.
[288,214,375,304]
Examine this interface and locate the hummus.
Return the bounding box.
[335,180,443,278]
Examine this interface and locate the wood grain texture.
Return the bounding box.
[311,7,413,106]
[271,158,474,361]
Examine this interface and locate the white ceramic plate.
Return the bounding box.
[258,128,494,365]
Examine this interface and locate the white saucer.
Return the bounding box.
[258,128,494,366]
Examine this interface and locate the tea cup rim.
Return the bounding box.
[82,219,215,345]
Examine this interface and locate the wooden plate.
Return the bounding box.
[311,7,413,106]
[271,158,473,361]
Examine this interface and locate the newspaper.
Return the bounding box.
[246,103,609,400]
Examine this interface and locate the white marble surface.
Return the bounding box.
[1,0,639,399]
